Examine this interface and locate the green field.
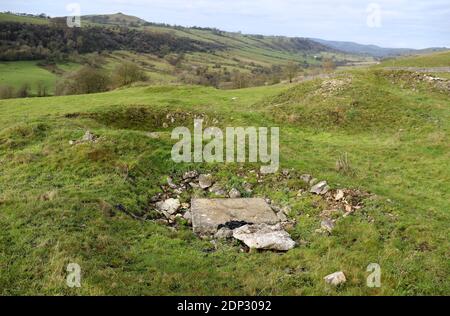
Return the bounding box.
[0,60,81,95]
[378,51,450,68]
[0,66,448,295]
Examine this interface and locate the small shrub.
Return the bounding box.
[0,85,15,99]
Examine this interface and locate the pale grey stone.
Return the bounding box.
[229,188,242,199]
[198,174,214,189]
[324,271,347,286]
[156,198,180,215]
[233,224,296,251]
[215,227,234,239]
[191,198,279,235]
[310,181,330,195]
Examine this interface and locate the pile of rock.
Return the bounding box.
[148,168,370,250]
[151,171,255,224]
[190,198,296,252]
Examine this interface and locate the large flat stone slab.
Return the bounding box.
[191,198,279,235]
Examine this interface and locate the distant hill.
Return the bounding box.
[311,38,448,58]
[82,12,147,27]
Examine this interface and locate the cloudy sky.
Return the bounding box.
[1,0,449,49]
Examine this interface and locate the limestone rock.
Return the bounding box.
[324,271,347,286]
[310,181,330,195]
[156,198,181,215]
[191,198,279,235]
[82,131,96,142]
[215,227,234,239]
[198,174,214,189]
[300,174,312,184]
[229,188,241,199]
[183,170,199,180]
[321,219,335,233]
[335,189,345,201]
[233,224,296,251]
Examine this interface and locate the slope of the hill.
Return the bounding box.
[377,50,450,68]
[0,69,448,295]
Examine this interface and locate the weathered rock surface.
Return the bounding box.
[229,188,242,199]
[321,219,335,233]
[198,174,214,189]
[156,198,181,215]
[324,271,347,286]
[215,227,234,239]
[191,198,279,235]
[310,181,330,195]
[209,183,226,196]
[300,174,313,184]
[233,224,296,251]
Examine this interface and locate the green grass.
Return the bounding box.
[378,51,450,68]
[0,13,50,24]
[0,61,57,93]
[0,60,81,95]
[0,69,448,295]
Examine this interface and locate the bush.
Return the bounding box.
[16,83,30,98]
[112,62,147,87]
[56,66,110,95]
[0,85,15,99]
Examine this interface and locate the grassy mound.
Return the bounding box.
[263,70,449,133]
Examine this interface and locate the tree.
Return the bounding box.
[112,62,147,87]
[285,61,300,83]
[56,66,110,95]
[0,85,15,99]
[322,58,336,72]
[16,83,30,98]
[36,81,48,97]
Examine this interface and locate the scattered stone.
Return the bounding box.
[167,177,178,189]
[181,202,190,210]
[282,169,290,177]
[335,189,345,201]
[229,188,242,199]
[309,178,319,186]
[343,204,354,217]
[215,227,234,239]
[156,198,181,215]
[321,219,335,233]
[324,271,347,286]
[198,174,214,189]
[69,130,99,145]
[209,183,227,196]
[243,182,253,194]
[233,224,296,251]
[296,189,306,197]
[191,198,279,235]
[300,174,312,184]
[146,132,161,139]
[183,170,199,180]
[310,181,330,195]
[183,211,192,224]
[82,131,96,142]
[189,182,200,189]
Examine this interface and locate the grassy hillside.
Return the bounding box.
[378,51,450,68]
[0,12,49,24]
[0,69,448,295]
